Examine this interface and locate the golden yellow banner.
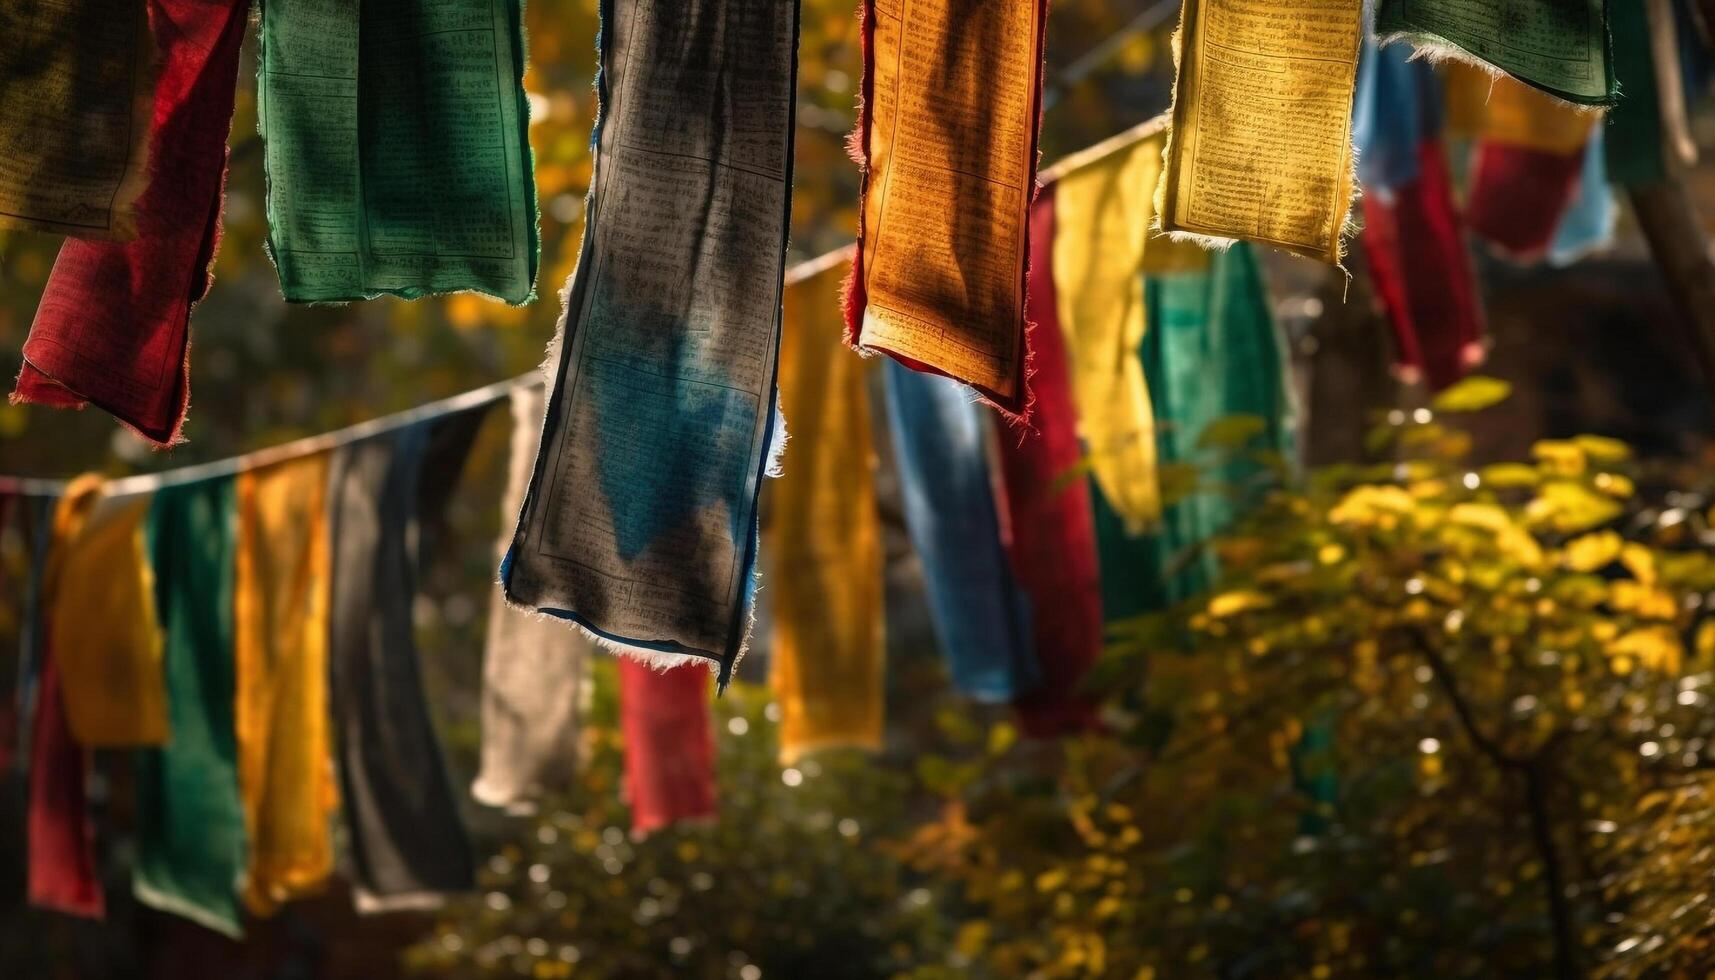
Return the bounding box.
[235,454,336,916]
[1158,0,1363,264]
[1443,62,1597,154]
[767,253,885,764]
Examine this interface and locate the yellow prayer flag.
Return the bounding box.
[1051,120,1169,534]
[1442,63,1596,154]
[1157,0,1364,264]
[51,482,169,746]
[234,454,336,915]
[766,251,886,764]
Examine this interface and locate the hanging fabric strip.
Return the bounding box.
[13,0,251,446]
[618,659,716,835]
[234,454,336,916]
[1606,0,1670,188]
[1143,243,1296,604]
[474,387,591,809]
[1052,121,1168,534]
[503,0,801,687]
[257,0,538,303]
[882,360,1037,702]
[1376,0,1616,106]
[1548,129,1616,267]
[51,491,169,747]
[843,0,1048,416]
[1462,76,1595,262]
[1361,137,1486,389]
[135,477,246,938]
[1157,0,1363,265]
[13,495,60,777]
[329,416,480,907]
[28,477,106,919]
[1352,37,1432,192]
[0,0,154,239]
[1001,188,1103,737]
[766,254,886,763]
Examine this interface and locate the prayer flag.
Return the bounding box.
[1158,0,1363,264]
[474,386,592,809]
[329,415,481,907]
[234,454,336,915]
[1377,0,1616,106]
[619,660,717,834]
[504,0,801,687]
[257,0,538,303]
[50,490,169,747]
[1461,77,1596,262]
[1001,188,1104,737]
[135,477,247,937]
[766,254,886,763]
[843,0,1049,415]
[882,360,1037,702]
[13,0,252,446]
[0,0,154,239]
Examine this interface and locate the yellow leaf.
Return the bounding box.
[1562,531,1622,572]
[1606,627,1683,674]
[1574,434,1632,464]
[1431,375,1511,413]
[1532,440,1588,477]
[1207,590,1271,618]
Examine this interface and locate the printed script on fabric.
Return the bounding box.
[1378,0,1613,105]
[1159,0,1363,264]
[506,0,798,677]
[851,0,1045,410]
[258,0,537,302]
[0,0,154,239]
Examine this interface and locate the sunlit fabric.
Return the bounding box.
[329,416,482,906]
[135,477,247,937]
[882,360,1037,702]
[50,490,167,747]
[234,454,335,915]
[474,387,591,808]
[27,477,105,918]
[1549,131,1617,267]
[766,257,885,763]
[1001,188,1103,737]
[1377,0,1616,106]
[1458,77,1596,262]
[619,659,716,835]
[13,0,251,446]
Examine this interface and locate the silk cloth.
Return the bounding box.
[329,416,481,906]
[257,0,538,303]
[1051,121,1167,535]
[1548,130,1616,267]
[882,360,1037,702]
[1377,0,1616,106]
[135,477,247,937]
[50,490,169,746]
[503,0,801,686]
[474,386,592,808]
[765,256,886,763]
[1604,0,1671,188]
[14,0,252,446]
[27,478,106,918]
[0,0,155,239]
[620,659,716,834]
[1457,76,1596,262]
[234,454,336,915]
[998,189,1103,737]
[843,0,1049,415]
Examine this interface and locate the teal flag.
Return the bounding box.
[258,0,538,303]
[1093,244,1296,616]
[1377,0,1616,106]
[136,478,246,937]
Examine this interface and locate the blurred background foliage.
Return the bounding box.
[10,0,1715,978]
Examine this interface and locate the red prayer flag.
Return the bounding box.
[28,653,103,918]
[618,660,716,835]
[1464,140,1588,264]
[1360,138,1486,390]
[13,0,251,446]
[998,188,1104,737]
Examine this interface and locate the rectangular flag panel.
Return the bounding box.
[504,0,800,686]
[257,0,538,303]
[1377,0,1615,106]
[844,0,1048,415]
[1158,0,1363,264]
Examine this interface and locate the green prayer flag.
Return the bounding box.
[1377,0,1617,106]
[258,0,538,303]
[1603,0,1665,187]
[135,478,247,937]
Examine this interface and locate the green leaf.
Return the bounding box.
[1196,413,1268,451]
[1431,375,1512,413]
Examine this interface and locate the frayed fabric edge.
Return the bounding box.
[1377,31,1614,112]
